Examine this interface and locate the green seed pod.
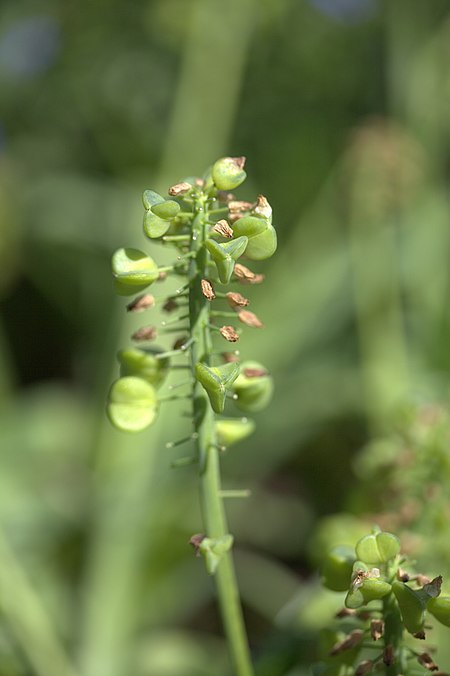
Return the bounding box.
[212,157,247,191]
[232,216,268,238]
[427,597,450,627]
[205,236,248,283]
[392,581,425,634]
[231,216,277,260]
[106,376,158,432]
[215,417,255,448]
[199,534,234,575]
[151,200,180,219]
[117,347,170,388]
[232,361,274,412]
[142,189,165,210]
[143,211,171,239]
[195,362,240,413]
[112,248,159,296]
[345,578,392,609]
[321,546,355,592]
[355,531,400,564]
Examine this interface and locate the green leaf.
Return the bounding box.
[106,376,158,432]
[355,531,400,564]
[195,362,240,413]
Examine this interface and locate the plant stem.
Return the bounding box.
[383,592,407,674]
[188,194,254,676]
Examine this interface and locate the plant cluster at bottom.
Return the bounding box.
[316,528,450,675]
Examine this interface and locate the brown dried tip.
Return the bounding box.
[132,326,158,342]
[158,271,167,282]
[173,336,188,350]
[201,278,216,301]
[162,298,179,313]
[229,200,253,213]
[330,629,364,656]
[212,219,233,238]
[413,631,426,640]
[335,608,356,619]
[222,351,240,363]
[397,568,410,582]
[253,194,272,219]
[243,367,267,378]
[126,294,155,313]
[189,533,206,556]
[220,326,240,343]
[423,576,442,597]
[233,263,265,285]
[416,574,432,586]
[194,178,205,187]
[238,310,263,328]
[168,181,192,197]
[232,156,246,169]
[226,292,249,309]
[355,661,373,676]
[370,619,384,641]
[418,653,439,671]
[216,190,235,203]
[383,645,394,666]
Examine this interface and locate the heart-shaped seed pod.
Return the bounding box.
[215,417,255,448]
[232,216,277,260]
[321,546,355,592]
[112,248,159,296]
[355,531,400,564]
[212,157,246,191]
[346,577,392,609]
[195,362,240,413]
[151,200,181,219]
[392,581,426,634]
[205,236,248,283]
[142,189,165,210]
[143,211,171,239]
[117,347,170,388]
[106,376,158,432]
[427,597,450,627]
[231,361,273,412]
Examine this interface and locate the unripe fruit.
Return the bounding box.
[232,361,273,412]
[392,581,425,634]
[212,157,247,191]
[355,531,400,564]
[112,248,159,296]
[321,546,355,592]
[106,376,158,432]
[427,597,450,627]
[117,347,170,388]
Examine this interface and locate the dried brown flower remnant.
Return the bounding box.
[226,292,249,309]
[168,181,192,196]
[233,263,265,285]
[228,199,253,223]
[220,326,240,343]
[216,190,235,203]
[243,367,267,378]
[416,574,432,587]
[132,326,158,342]
[238,310,263,328]
[232,156,246,170]
[189,533,206,556]
[158,271,167,282]
[355,661,373,675]
[397,568,410,582]
[418,653,439,671]
[414,631,426,640]
[213,219,233,238]
[222,351,240,363]
[126,294,155,312]
[330,629,364,656]
[162,298,179,313]
[383,645,394,666]
[194,178,205,188]
[253,194,272,219]
[370,619,384,641]
[173,336,188,350]
[335,608,356,618]
[201,278,215,300]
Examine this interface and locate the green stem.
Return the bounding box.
[188,194,254,676]
[383,593,407,674]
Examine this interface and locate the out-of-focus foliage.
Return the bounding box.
[1,0,450,674]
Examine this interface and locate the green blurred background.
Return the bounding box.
[1,0,450,674]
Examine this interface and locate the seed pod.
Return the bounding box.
[346,578,392,609]
[142,189,165,210]
[392,581,426,634]
[143,210,171,239]
[215,417,255,448]
[205,236,248,283]
[321,546,355,592]
[117,347,170,388]
[195,362,240,413]
[106,376,158,432]
[232,216,277,260]
[198,534,234,575]
[232,360,273,412]
[427,597,450,627]
[112,248,159,296]
[212,157,246,191]
[355,531,400,564]
[151,199,181,219]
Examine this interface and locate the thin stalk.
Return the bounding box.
[383,593,407,674]
[188,195,254,676]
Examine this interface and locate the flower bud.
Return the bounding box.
[195,362,240,413]
[212,157,246,191]
[112,248,159,296]
[392,581,426,634]
[143,211,171,239]
[215,417,255,448]
[151,199,180,220]
[321,545,355,592]
[117,347,170,388]
[355,531,400,564]
[106,376,158,432]
[231,361,273,412]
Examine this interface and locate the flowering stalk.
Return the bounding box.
[106,158,277,675]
